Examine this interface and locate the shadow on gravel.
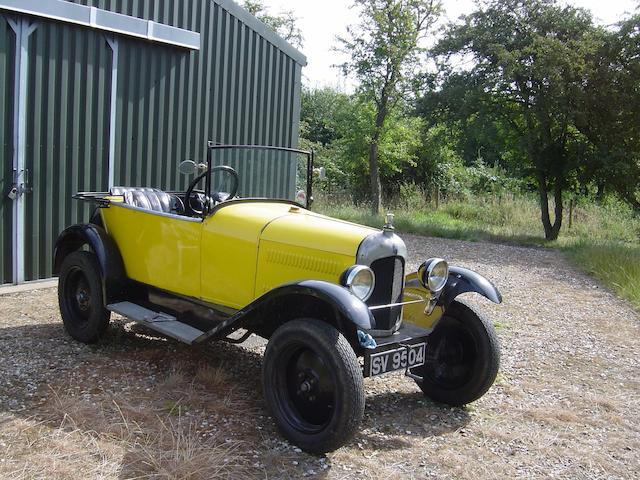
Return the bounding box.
[0,321,470,478]
[358,390,471,451]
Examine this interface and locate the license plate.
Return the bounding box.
[367,342,426,377]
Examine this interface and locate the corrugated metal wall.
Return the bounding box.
[24,21,112,280]
[0,16,14,285]
[0,0,304,283]
[72,0,301,192]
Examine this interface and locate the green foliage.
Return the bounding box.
[242,0,303,47]
[300,87,350,146]
[336,0,441,105]
[449,160,526,198]
[574,14,640,209]
[335,0,441,212]
[301,90,425,201]
[299,1,639,247]
[433,0,601,239]
[411,123,462,193]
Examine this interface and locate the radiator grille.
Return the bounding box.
[367,256,405,331]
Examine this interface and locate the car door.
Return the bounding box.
[101,203,203,298]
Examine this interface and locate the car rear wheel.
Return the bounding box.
[411,300,500,406]
[262,318,364,453]
[58,251,110,343]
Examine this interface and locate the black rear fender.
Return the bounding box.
[53,223,126,304]
[240,280,374,352]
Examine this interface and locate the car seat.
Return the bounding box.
[110,187,175,213]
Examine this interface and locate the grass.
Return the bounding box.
[315,193,640,309]
[564,241,640,310]
[0,363,257,480]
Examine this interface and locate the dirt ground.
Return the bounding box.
[0,235,638,479]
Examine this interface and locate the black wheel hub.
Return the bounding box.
[64,268,92,322]
[276,346,336,433]
[294,369,320,402]
[425,322,477,389]
[75,285,90,311]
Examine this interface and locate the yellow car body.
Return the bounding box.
[100,201,378,311]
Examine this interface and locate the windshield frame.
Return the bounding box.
[206,142,314,210]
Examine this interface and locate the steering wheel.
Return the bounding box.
[184,165,239,216]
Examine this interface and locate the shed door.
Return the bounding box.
[23,21,111,281]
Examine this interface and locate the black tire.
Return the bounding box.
[412,300,500,406]
[262,319,364,454]
[58,251,111,343]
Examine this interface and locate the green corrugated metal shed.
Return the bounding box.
[0,0,307,284]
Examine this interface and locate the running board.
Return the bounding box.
[107,301,204,345]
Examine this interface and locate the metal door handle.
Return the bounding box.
[22,168,32,194]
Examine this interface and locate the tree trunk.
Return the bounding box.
[368,138,382,215]
[536,171,563,241]
[550,181,563,240]
[595,181,605,202]
[369,97,388,215]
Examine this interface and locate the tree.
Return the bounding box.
[337,0,441,214]
[243,1,303,48]
[299,88,424,201]
[435,0,596,240]
[301,87,350,146]
[575,14,640,209]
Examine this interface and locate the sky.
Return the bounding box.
[259,0,639,90]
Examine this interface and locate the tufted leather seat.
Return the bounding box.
[110,187,174,213]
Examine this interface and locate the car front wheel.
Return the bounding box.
[58,251,111,343]
[411,299,500,406]
[262,318,364,454]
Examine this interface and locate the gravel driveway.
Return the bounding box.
[0,235,638,479]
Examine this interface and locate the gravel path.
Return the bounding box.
[0,235,638,479]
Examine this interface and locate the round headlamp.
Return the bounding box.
[341,265,375,301]
[418,258,449,293]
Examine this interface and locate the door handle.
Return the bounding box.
[21,168,32,194]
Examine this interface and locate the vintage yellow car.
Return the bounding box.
[53,143,501,453]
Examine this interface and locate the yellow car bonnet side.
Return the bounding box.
[200,202,293,308]
[255,210,377,296]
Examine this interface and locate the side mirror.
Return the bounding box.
[179,160,198,175]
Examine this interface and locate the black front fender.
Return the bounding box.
[233,280,375,351]
[53,223,126,304]
[438,266,502,308]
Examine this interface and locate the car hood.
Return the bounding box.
[260,206,379,258]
